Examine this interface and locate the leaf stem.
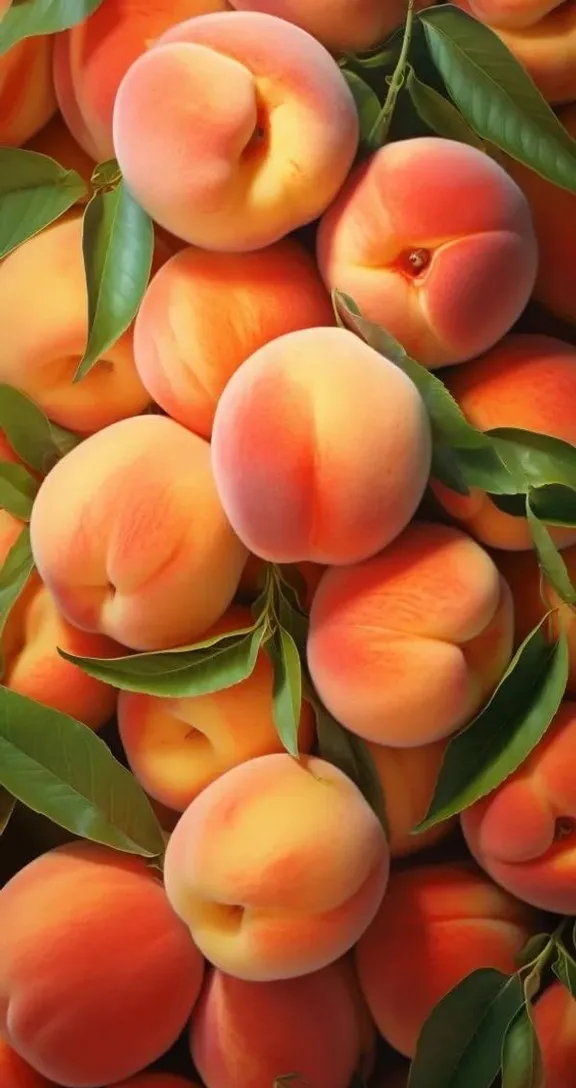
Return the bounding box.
[368,0,415,147]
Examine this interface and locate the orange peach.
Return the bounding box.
[112,11,359,251]
[453,0,560,29]
[117,604,315,811]
[211,326,432,565]
[367,739,455,857]
[0,509,25,561]
[497,4,576,105]
[54,0,231,161]
[29,414,247,651]
[0,842,204,1087]
[163,753,389,981]
[356,862,541,1057]
[227,0,427,52]
[0,0,12,18]
[307,521,514,747]
[316,137,538,369]
[111,1078,202,1088]
[0,37,56,147]
[133,239,334,438]
[462,701,576,914]
[533,983,576,1087]
[0,1035,55,1088]
[25,112,95,198]
[434,334,576,551]
[504,103,576,326]
[190,960,366,1088]
[0,214,150,435]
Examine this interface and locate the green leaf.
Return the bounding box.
[0,526,35,659]
[415,619,569,831]
[526,497,576,606]
[405,66,484,147]
[0,385,79,474]
[275,567,310,655]
[314,700,388,835]
[488,428,576,493]
[0,687,165,856]
[0,462,38,520]
[501,1007,544,1088]
[77,175,154,380]
[529,484,576,527]
[419,5,576,194]
[515,934,553,971]
[342,70,382,145]
[0,786,15,836]
[409,968,525,1088]
[0,0,104,53]
[553,945,576,998]
[267,627,303,758]
[60,622,265,697]
[0,150,87,261]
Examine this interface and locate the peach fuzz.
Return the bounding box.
[504,103,576,326]
[461,701,576,914]
[366,739,456,857]
[163,753,389,981]
[316,137,537,370]
[117,604,315,811]
[434,334,576,551]
[355,862,541,1057]
[237,555,325,609]
[29,414,247,651]
[112,11,359,251]
[54,0,231,162]
[453,0,561,29]
[0,214,150,435]
[0,37,56,147]
[0,842,204,1087]
[496,4,576,105]
[0,1035,55,1088]
[133,239,334,439]
[228,0,428,53]
[211,326,432,565]
[26,112,95,199]
[533,983,576,1087]
[190,961,367,1088]
[307,521,514,747]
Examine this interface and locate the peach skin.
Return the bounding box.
[533,982,576,1087]
[163,753,390,981]
[496,4,576,105]
[453,0,562,29]
[0,1035,55,1088]
[355,862,542,1057]
[29,414,247,651]
[211,326,432,565]
[316,137,538,369]
[366,739,456,857]
[307,521,514,747]
[190,960,366,1088]
[133,239,334,438]
[227,0,428,53]
[0,842,204,1087]
[112,11,359,251]
[117,604,315,811]
[25,112,95,199]
[461,701,576,914]
[434,333,576,551]
[0,37,56,147]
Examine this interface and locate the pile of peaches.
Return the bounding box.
[1,0,576,1086]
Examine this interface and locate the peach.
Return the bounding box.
[0,1034,55,1088]
[0,37,56,147]
[504,103,576,326]
[112,11,359,251]
[117,604,315,811]
[461,701,576,914]
[316,137,538,370]
[356,862,541,1057]
[163,753,389,981]
[453,0,560,29]
[496,4,576,105]
[54,0,231,161]
[307,521,514,747]
[0,509,25,561]
[25,112,95,199]
[111,1078,202,1088]
[133,239,334,439]
[533,983,576,1087]
[367,739,456,856]
[211,326,432,565]
[227,0,427,53]
[30,414,247,651]
[434,334,576,551]
[0,842,204,1087]
[0,0,12,18]
[190,960,366,1088]
[0,214,151,435]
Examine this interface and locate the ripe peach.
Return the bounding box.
[190,960,366,1088]
[25,112,95,199]
[307,521,514,747]
[111,1077,202,1088]
[211,326,432,565]
[0,1034,55,1088]
[356,862,541,1057]
[533,983,576,1087]
[0,37,56,147]
[453,0,560,29]
[29,414,248,651]
[0,214,150,434]
[504,103,576,326]
[133,239,334,438]
[0,842,204,1087]
[163,753,389,981]
[461,701,576,914]
[0,509,25,560]
[366,739,455,857]
[497,4,576,105]
[227,0,427,52]
[117,604,315,811]
[434,334,576,551]
[112,11,359,251]
[317,137,538,369]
